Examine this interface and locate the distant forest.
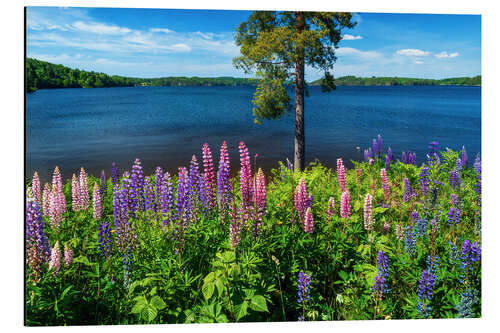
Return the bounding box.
[26,58,481,92]
[310,75,481,87]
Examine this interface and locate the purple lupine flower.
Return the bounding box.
[340,189,351,219]
[403,177,412,202]
[229,202,241,248]
[160,171,174,223]
[428,141,439,155]
[64,243,73,266]
[377,251,389,278]
[79,167,89,210]
[202,143,216,209]
[297,272,311,304]
[131,158,146,211]
[401,151,407,164]
[32,172,41,205]
[372,274,387,301]
[177,167,189,227]
[217,141,232,219]
[186,155,203,222]
[387,147,393,161]
[26,196,50,282]
[100,170,106,198]
[377,134,383,156]
[239,141,253,208]
[419,166,430,196]
[337,158,347,193]
[49,241,61,276]
[305,193,313,210]
[71,173,81,211]
[461,146,468,167]
[113,184,137,255]
[417,269,435,318]
[155,167,165,211]
[144,177,155,212]
[372,139,378,159]
[460,240,481,272]
[304,207,314,234]
[385,154,391,171]
[451,193,458,205]
[326,197,335,218]
[98,220,112,259]
[456,158,463,174]
[449,169,459,191]
[363,193,373,231]
[111,162,119,186]
[93,182,102,220]
[294,178,308,223]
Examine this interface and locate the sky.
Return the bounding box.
[26,7,481,80]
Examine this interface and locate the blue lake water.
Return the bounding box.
[26,85,481,182]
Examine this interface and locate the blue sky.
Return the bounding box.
[26,7,481,80]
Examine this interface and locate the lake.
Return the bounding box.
[26,85,481,182]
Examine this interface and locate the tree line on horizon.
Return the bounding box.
[26,57,481,93]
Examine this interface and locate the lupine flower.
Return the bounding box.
[372,274,387,301]
[395,224,404,241]
[78,167,89,210]
[297,272,311,304]
[428,141,439,155]
[305,193,313,210]
[364,147,373,162]
[49,241,61,276]
[456,158,463,174]
[144,177,155,212]
[48,187,62,229]
[326,197,335,218]
[176,167,189,226]
[426,255,440,278]
[404,225,417,257]
[451,193,458,205]
[64,243,73,266]
[447,207,461,227]
[162,172,174,223]
[419,166,430,196]
[202,143,216,209]
[32,172,41,204]
[340,189,351,219]
[239,141,253,208]
[385,154,391,171]
[26,196,50,282]
[229,202,241,248]
[449,241,459,267]
[304,207,314,234]
[155,166,165,210]
[377,134,383,156]
[474,153,481,198]
[377,251,389,278]
[337,158,347,192]
[71,174,81,211]
[372,251,389,302]
[113,183,137,255]
[217,141,232,219]
[461,146,468,167]
[363,193,373,231]
[294,178,308,223]
[457,289,479,318]
[111,162,119,186]
[42,183,50,216]
[449,169,459,191]
[131,158,145,211]
[380,168,390,201]
[372,139,378,158]
[417,269,435,318]
[52,166,66,213]
[416,216,428,237]
[401,151,407,164]
[254,168,267,214]
[98,220,113,259]
[387,147,393,161]
[93,182,102,219]
[100,170,106,198]
[460,240,481,279]
[403,178,412,202]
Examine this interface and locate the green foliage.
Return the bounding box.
[310,75,482,87]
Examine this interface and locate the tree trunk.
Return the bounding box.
[294,12,305,171]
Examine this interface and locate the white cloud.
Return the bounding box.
[150,28,174,34]
[72,21,131,35]
[435,51,459,58]
[415,60,424,64]
[396,49,430,56]
[342,34,363,40]
[335,47,381,59]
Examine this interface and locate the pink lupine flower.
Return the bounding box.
[49,241,61,275]
[49,187,62,229]
[71,173,81,211]
[383,222,390,233]
[32,172,41,204]
[363,193,373,231]
[304,207,314,234]
[326,197,335,218]
[369,158,374,165]
[340,190,351,219]
[79,167,89,210]
[337,158,346,192]
[239,141,253,208]
[42,183,50,217]
[52,166,66,213]
[64,243,73,266]
[380,168,390,201]
[93,182,102,219]
[396,224,404,240]
[254,168,266,213]
[202,143,216,208]
[294,178,308,223]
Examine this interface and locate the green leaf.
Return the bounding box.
[204,271,215,284]
[73,256,91,266]
[216,313,229,323]
[131,302,145,314]
[150,295,166,310]
[249,295,268,312]
[202,282,215,301]
[214,279,225,298]
[184,309,196,323]
[141,304,158,322]
[221,251,236,263]
[234,301,249,321]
